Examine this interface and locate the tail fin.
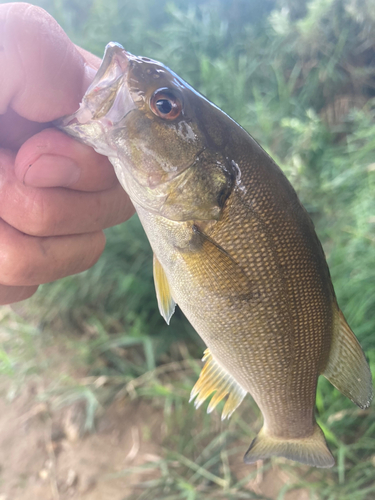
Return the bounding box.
[244,424,334,468]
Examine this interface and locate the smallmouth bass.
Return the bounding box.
[58,43,373,468]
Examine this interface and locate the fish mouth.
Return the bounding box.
[58,42,136,130]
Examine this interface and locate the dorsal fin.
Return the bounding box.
[153,254,176,324]
[322,310,373,409]
[190,348,247,420]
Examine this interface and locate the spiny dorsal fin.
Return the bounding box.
[244,424,334,468]
[322,310,373,409]
[190,348,247,420]
[153,254,176,325]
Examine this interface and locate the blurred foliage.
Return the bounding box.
[3,0,375,498]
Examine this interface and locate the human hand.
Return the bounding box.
[0,3,134,305]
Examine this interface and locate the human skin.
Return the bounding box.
[0,2,134,305]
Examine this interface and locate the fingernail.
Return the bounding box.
[23,155,81,187]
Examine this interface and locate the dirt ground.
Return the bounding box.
[0,307,310,500]
[0,386,163,500]
[0,382,312,500]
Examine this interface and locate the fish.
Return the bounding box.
[58,42,373,468]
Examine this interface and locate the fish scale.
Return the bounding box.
[137,180,324,439]
[58,41,373,468]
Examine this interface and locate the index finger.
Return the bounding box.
[0,3,95,122]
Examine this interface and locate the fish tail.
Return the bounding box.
[244,424,334,468]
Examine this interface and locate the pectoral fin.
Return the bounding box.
[244,424,334,468]
[153,254,176,324]
[322,310,373,409]
[187,225,259,305]
[190,348,247,419]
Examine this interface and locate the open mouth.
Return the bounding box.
[58,42,136,129]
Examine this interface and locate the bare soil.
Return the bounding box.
[0,386,162,500]
[0,313,310,500]
[0,383,312,500]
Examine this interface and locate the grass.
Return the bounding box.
[1,305,375,499]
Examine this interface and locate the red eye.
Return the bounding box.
[150,89,182,120]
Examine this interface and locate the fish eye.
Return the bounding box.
[150,89,182,120]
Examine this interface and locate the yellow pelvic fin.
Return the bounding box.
[323,310,373,409]
[153,254,176,325]
[244,424,334,468]
[190,348,247,420]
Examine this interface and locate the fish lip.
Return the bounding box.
[58,42,136,129]
[88,42,129,89]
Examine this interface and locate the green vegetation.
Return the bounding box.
[2,0,375,498]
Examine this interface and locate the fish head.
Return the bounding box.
[59,42,240,221]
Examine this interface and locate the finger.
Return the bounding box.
[75,45,102,70]
[15,128,118,191]
[1,149,134,237]
[0,3,96,122]
[0,284,39,306]
[0,219,106,287]
[0,107,47,151]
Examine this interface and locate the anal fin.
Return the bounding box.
[323,310,373,409]
[190,348,246,420]
[153,254,176,325]
[244,424,334,468]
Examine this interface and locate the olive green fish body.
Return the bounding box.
[136,133,334,441]
[58,42,372,468]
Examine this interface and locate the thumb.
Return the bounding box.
[0,3,96,122]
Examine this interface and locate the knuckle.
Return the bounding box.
[72,231,106,274]
[75,232,106,274]
[0,242,33,286]
[22,190,56,237]
[90,231,106,264]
